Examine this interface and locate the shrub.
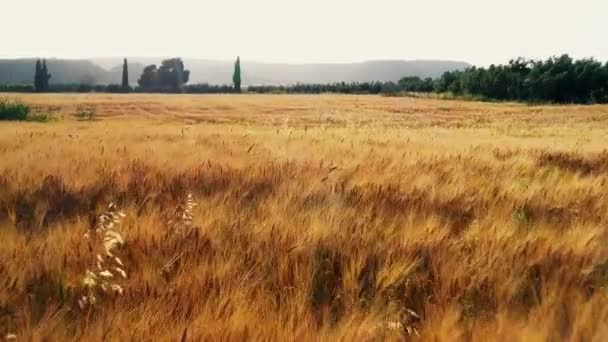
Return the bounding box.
[26,111,51,122]
[74,107,96,121]
[0,97,30,121]
[0,98,53,122]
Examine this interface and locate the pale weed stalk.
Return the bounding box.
[162,194,197,276]
[168,193,197,236]
[79,203,128,309]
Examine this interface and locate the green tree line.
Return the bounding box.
[3,54,607,103]
[434,55,608,103]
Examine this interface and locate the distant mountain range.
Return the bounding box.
[0,58,471,86]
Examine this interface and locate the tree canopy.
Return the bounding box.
[138,58,190,91]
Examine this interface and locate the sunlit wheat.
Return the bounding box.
[2,94,608,340]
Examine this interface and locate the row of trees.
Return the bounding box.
[434,55,608,103]
[256,55,606,103]
[19,54,608,103]
[135,56,242,93]
[29,57,242,93]
[248,82,387,94]
[1,83,235,94]
[258,55,608,103]
[32,59,131,92]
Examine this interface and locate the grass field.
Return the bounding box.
[1,93,608,340]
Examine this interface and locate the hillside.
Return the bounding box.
[1,58,470,86]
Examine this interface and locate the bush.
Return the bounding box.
[74,107,96,121]
[0,98,52,121]
[0,97,30,120]
[26,111,51,122]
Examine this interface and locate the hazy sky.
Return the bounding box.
[3,0,607,66]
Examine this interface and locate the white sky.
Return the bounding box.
[2,0,607,66]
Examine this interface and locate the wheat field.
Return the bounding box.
[1,93,608,341]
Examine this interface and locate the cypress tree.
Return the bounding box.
[175,59,185,91]
[122,58,130,89]
[233,56,241,93]
[34,59,42,92]
[41,59,51,91]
